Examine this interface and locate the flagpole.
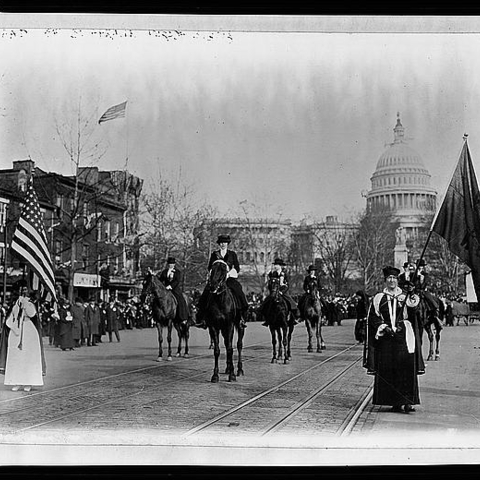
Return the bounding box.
[413,134,469,277]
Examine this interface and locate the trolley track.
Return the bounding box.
[0,327,370,438]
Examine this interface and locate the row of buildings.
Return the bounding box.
[0,114,439,303]
[0,159,143,304]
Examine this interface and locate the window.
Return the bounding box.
[105,221,111,241]
[0,202,7,232]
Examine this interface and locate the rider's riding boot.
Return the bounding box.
[291,309,301,325]
[239,310,248,328]
[194,310,208,329]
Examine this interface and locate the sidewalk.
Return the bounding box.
[355,321,480,450]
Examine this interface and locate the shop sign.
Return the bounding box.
[73,273,101,288]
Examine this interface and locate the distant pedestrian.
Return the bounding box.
[106,298,121,343]
[354,290,369,344]
[58,298,75,351]
[85,299,100,346]
[71,298,85,348]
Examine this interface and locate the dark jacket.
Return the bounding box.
[208,249,240,273]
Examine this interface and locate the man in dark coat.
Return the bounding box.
[398,261,415,291]
[195,234,248,329]
[106,298,121,342]
[157,257,189,324]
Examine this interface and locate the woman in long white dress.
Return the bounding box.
[4,288,44,392]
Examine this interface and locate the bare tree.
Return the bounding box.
[51,99,109,301]
[353,207,398,293]
[312,218,357,294]
[140,168,217,291]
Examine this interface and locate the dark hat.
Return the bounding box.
[403,262,410,268]
[273,258,285,266]
[416,259,426,266]
[166,257,176,264]
[383,266,400,278]
[217,234,231,244]
[307,265,316,272]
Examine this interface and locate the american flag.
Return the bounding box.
[98,101,127,124]
[11,178,57,301]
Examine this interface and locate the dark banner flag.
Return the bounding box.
[431,140,480,301]
[11,178,57,302]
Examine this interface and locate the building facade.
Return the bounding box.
[0,160,143,303]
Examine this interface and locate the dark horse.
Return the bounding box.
[262,276,295,364]
[204,260,245,383]
[299,277,326,353]
[140,271,192,362]
[417,292,444,361]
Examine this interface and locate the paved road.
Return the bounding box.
[1,319,479,466]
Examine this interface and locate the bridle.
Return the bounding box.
[209,259,229,294]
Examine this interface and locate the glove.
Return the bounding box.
[383,326,394,336]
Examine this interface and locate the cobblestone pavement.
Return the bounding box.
[1,320,480,466]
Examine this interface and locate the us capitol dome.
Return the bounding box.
[366,113,437,241]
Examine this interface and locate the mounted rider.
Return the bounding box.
[297,265,321,318]
[157,257,190,325]
[259,258,300,327]
[410,259,440,316]
[195,234,249,329]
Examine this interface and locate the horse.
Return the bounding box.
[416,292,444,361]
[299,277,326,353]
[204,259,245,383]
[261,276,295,364]
[140,271,192,362]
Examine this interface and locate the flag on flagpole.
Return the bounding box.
[431,139,480,301]
[11,178,57,302]
[98,101,127,124]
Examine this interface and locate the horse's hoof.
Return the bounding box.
[321,345,326,350]
[237,369,244,376]
[184,353,189,358]
[435,355,440,361]
[316,348,322,353]
[307,347,313,352]
[426,356,433,361]
[175,353,181,357]
[228,374,237,382]
[284,359,289,364]
[156,357,163,362]
[167,356,172,361]
[211,375,219,383]
[271,358,276,364]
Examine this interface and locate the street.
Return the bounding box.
[1,319,480,466]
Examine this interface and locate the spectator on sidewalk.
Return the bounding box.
[106,298,121,343]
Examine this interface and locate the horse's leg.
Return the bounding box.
[184,325,190,358]
[156,323,163,362]
[319,317,326,349]
[224,323,236,382]
[283,326,289,364]
[175,323,182,357]
[211,328,220,383]
[434,320,441,360]
[425,323,435,361]
[270,326,277,363]
[306,318,313,352]
[166,322,173,361]
[315,317,322,353]
[277,328,284,362]
[286,323,294,362]
[236,324,245,377]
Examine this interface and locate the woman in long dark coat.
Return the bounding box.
[365,266,424,413]
[58,299,75,351]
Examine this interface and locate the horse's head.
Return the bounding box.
[208,260,228,294]
[306,277,318,296]
[268,276,281,300]
[141,269,167,303]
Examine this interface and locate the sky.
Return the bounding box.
[2,16,480,222]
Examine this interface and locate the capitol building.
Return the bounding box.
[366,113,437,267]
